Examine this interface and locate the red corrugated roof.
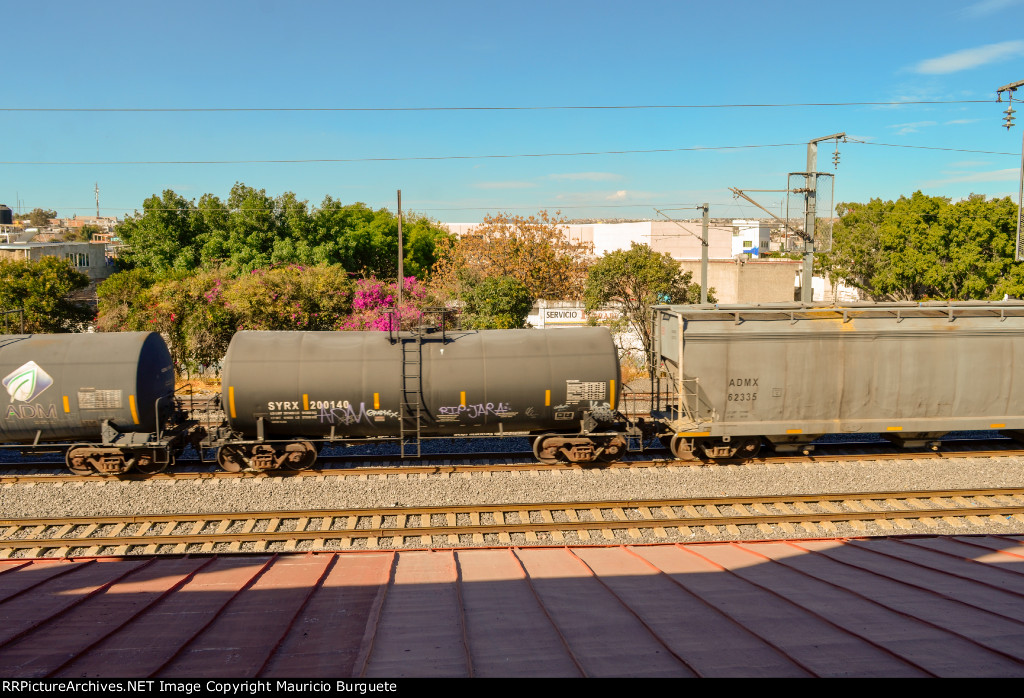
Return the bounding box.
[0,536,1022,678]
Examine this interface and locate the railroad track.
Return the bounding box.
[3,440,1024,485]
[2,487,1023,558]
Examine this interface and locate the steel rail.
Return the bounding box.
[1,488,1022,557]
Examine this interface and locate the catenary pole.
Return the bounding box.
[397,190,403,306]
[997,81,1024,261]
[801,133,844,302]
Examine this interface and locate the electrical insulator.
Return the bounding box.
[1005,105,1016,130]
[832,150,841,168]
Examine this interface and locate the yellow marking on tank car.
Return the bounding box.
[610,380,616,410]
[228,386,237,419]
[374,393,380,409]
[460,391,466,407]
[545,390,551,406]
[786,428,803,434]
[886,426,903,431]
[303,394,309,410]
[991,423,1006,429]
[62,396,70,413]
[679,431,710,437]
[129,395,139,425]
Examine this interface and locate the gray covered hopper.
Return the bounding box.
[653,302,1024,446]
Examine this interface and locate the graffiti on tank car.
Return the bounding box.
[438,402,511,418]
[317,402,399,425]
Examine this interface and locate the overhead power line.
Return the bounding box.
[1,139,1016,167]
[35,201,758,215]
[0,142,805,165]
[845,138,1017,155]
[0,99,995,113]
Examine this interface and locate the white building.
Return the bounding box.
[730,219,771,257]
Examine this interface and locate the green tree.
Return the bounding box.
[114,186,451,278]
[818,192,1019,301]
[460,276,534,329]
[584,243,708,362]
[95,268,158,332]
[0,257,93,332]
[96,264,354,375]
[24,208,57,227]
[115,190,204,272]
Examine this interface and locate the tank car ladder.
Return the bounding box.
[399,335,425,458]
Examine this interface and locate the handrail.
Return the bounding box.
[653,301,1024,324]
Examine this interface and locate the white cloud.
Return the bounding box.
[607,190,628,201]
[962,0,1024,18]
[886,121,937,135]
[472,181,536,190]
[547,172,623,182]
[922,168,1018,186]
[944,119,980,125]
[912,40,1024,74]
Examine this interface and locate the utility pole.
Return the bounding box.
[698,203,709,304]
[997,80,1024,261]
[397,189,404,306]
[94,182,100,220]
[654,206,709,304]
[800,132,845,302]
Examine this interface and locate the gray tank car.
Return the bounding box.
[0,332,185,473]
[652,302,1024,459]
[214,326,624,470]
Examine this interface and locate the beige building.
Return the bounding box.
[0,241,114,282]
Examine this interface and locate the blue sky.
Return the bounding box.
[3,0,1023,222]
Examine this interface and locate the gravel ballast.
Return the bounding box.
[2,456,1024,546]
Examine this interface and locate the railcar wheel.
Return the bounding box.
[595,434,627,463]
[733,437,762,459]
[133,449,172,475]
[282,441,317,470]
[66,444,94,475]
[669,435,700,462]
[533,435,560,464]
[217,445,248,472]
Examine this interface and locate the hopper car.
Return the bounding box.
[652,301,1024,459]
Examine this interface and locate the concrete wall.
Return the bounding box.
[678,259,801,304]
